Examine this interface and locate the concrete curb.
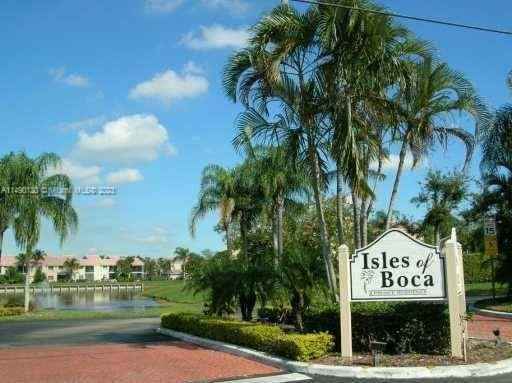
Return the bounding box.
[470,301,512,319]
[156,327,512,379]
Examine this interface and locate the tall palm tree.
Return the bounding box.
[385,57,486,228]
[158,257,172,279]
[190,165,236,257]
[9,152,78,312]
[63,257,80,281]
[0,153,30,267]
[17,249,46,312]
[224,6,339,297]
[317,0,431,246]
[233,129,309,263]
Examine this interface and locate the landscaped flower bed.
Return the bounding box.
[311,339,512,367]
[160,312,334,361]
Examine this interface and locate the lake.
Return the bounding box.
[0,290,159,312]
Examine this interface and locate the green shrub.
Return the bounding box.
[0,307,24,317]
[257,307,293,324]
[303,302,450,355]
[464,252,492,283]
[161,313,333,361]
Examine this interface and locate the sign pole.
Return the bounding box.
[445,230,464,359]
[484,217,498,303]
[491,257,496,303]
[338,244,352,359]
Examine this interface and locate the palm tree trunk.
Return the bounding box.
[272,207,279,266]
[0,228,4,273]
[351,190,361,249]
[307,140,338,300]
[224,223,233,258]
[240,215,249,263]
[277,193,284,261]
[24,262,31,313]
[360,198,368,247]
[386,139,408,229]
[335,161,345,244]
[435,224,441,247]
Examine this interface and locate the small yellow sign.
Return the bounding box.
[484,236,499,257]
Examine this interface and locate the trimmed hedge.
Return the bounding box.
[0,307,24,317]
[303,302,450,355]
[161,312,333,361]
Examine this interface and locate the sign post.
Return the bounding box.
[338,244,352,358]
[484,218,498,303]
[338,228,467,359]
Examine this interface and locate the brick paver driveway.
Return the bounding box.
[0,341,279,383]
[469,314,512,341]
[0,318,279,383]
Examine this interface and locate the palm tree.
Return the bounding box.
[174,247,191,262]
[17,249,46,312]
[7,152,78,313]
[158,257,172,279]
[224,7,339,297]
[317,0,431,247]
[255,147,309,262]
[385,57,486,229]
[411,170,468,245]
[190,165,236,257]
[232,137,309,263]
[63,257,80,281]
[116,257,134,281]
[0,153,30,267]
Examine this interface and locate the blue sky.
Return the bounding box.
[1,0,510,257]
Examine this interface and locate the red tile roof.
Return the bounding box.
[0,256,16,267]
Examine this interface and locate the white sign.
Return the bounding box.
[349,229,446,301]
[484,218,496,236]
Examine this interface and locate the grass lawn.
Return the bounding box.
[475,297,512,313]
[0,280,204,321]
[142,279,205,304]
[465,282,508,297]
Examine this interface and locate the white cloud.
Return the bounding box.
[129,66,209,105]
[47,159,102,185]
[49,67,90,87]
[106,168,143,185]
[56,116,106,132]
[371,153,425,172]
[72,114,177,163]
[183,60,205,75]
[144,0,249,15]
[180,24,249,50]
[88,198,116,208]
[129,225,170,244]
[201,0,250,15]
[144,0,183,13]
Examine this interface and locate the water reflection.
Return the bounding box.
[0,290,159,312]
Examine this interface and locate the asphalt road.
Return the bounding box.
[0,317,163,347]
[1,318,511,382]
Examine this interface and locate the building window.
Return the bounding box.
[85,266,94,273]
